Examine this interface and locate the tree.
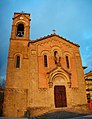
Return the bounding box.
[0,76,5,116]
[0,76,5,89]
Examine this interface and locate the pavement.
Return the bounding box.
[0,118,27,119]
[0,115,92,119]
[0,111,92,119]
[0,116,92,119]
[70,115,92,119]
[35,110,91,119]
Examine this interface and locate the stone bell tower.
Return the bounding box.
[11,12,30,39]
[3,12,31,117]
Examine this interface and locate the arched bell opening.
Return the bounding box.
[16,24,24,37]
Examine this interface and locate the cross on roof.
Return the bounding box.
[21,11,24,13]
[52,29,56,34]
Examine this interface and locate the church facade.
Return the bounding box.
[3,12,87,117]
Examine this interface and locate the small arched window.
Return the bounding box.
[66,56,69,68]
[54,51,58,64]
[44,55,48,67]
[16,24,24,37]
[16,56,20,68]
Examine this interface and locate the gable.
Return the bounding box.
[37,34,79,88]
[29,34,79,47]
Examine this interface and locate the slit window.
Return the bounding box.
[16,24,24,37]
[16,56,20,68]
[54,51,57,64]
[66,56,69,68]
[44,55,48,67]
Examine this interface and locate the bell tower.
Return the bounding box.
[11,12,31,39]
[4,12,31,117]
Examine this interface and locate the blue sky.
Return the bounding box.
[0,0,92,78]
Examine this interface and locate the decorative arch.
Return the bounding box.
[14,52,23,58]
[47,67,71,88]
[40,50,50,56]
[15,20,27,26]
[63,51,73,56]
[51,46,62,57]
[52,72,69,82]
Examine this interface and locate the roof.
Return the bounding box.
[85,70,92,76]
[13,12,31,21]
[28,33,80,47]
[14,12,30,15]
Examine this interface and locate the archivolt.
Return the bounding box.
[49,71,70,83]
[48,68,71,88]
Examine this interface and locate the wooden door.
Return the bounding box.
[54,86,67,108]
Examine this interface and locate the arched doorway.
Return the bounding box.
[54,85,67,108]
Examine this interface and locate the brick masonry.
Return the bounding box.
[3,12,87,117]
